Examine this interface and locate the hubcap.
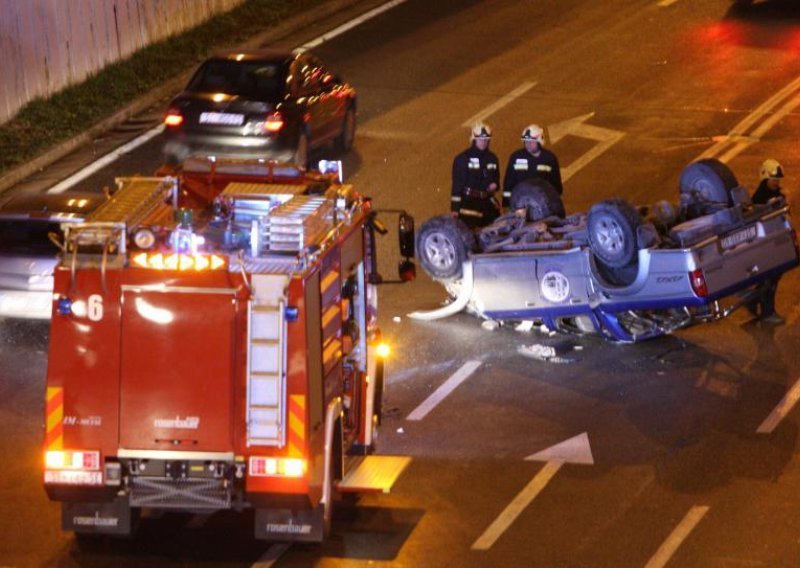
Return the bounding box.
[423,233,457,270]
[596,217,624,255]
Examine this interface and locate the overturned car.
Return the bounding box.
[412,159,799,342]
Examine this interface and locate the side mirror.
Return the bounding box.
[399,212,415,258]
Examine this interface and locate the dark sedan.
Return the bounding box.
[162,48,357,167]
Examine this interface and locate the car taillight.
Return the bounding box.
[262,112,284,133]
[164,110,184,127]
[689,268,708,297]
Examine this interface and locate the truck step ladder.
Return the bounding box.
[337,456,411,494]
[246,274,289,447]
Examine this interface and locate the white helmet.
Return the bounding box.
[760,158,784,180]
[471,122,492,140]
[521,124,544,143]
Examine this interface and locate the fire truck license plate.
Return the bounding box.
[199,112,244,125]
[721,225,756,250]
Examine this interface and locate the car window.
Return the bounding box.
[0,220,62,256]
[186,60,285,101]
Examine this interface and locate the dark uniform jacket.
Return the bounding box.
[752,179,784,205]
[502,147,563,205]
[451,144,500,212]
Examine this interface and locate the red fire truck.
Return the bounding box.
[43,157,415,541]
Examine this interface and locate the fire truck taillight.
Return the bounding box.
[248,456,306,478]
[44,450,103,485]
[164,110,183,127]
[262,112,284,133]
[131,252,227,271]
[689,268,708,297]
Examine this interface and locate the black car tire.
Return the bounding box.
[509,178,565,221]
[679,158,738,206]
[416,215,475,279]
[294,131,309,169]
[335,106,356,153]
[587,199,642,268]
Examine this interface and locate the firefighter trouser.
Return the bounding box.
[456,194,500,229]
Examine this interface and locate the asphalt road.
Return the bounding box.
[3,0,800,566]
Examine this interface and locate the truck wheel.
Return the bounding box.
[416,215,475,279]
[509,178,565,221]
[587,199,641,268]
[679,158,738,207]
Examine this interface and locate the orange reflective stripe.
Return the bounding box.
[287,394,306,458]
[45,387,64,450]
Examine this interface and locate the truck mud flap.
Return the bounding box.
[62,497,138,536]
[255,505,325,543]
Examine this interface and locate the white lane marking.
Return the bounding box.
[46,124,165,194]
[757,376,800,434]
[44,0,407,194]
[472,461,563,550]
[644,506,709,568]
[699,74,800,163]
[251,543,291,568]
[406,360,481,421]
[300,0,407,49]
[547,112,625,182]
[717,93,800,163]
[525,432,594,464]
[657,0,679,6]
[461,81,538,128]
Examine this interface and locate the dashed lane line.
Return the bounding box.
[299,0,408,50]
[757,376,800,434]
[461,82,538,129]
[471,461,563,551]
[644,506,709,568]
[406,360,481,421]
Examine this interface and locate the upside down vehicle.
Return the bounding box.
[43,157,415,541]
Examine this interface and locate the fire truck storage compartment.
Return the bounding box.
[119,286,237,451]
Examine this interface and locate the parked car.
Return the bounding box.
[0,192,105,320]
[162,48,357,167]
[411,159,799,342]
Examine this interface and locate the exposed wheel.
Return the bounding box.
[509,178,565,221]
[293,131,309,169]
[679,158,738,206]
[587,199,641,268]
[335,106,356,153]
[416,215,475,279]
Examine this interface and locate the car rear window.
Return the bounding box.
[0,220,62,256]
[186,61,285,101]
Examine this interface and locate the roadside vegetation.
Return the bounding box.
[0,0,327,175]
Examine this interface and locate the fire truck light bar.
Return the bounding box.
[131,252,227,271]
[248,456,306,478]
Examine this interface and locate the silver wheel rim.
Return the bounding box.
[423,232,457,271]
[596,217,625,256]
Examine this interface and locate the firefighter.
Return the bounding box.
[502,124,563,207]
[451,122,501,228]
[748,158,786,324]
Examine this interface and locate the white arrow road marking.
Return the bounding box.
[406,360,481,421]
[524,431,595,464]
[251,543,291,568]
[644,506,709,568]
[472,433,594,550]
[698,74,800,163]
[757,376,800,434]
[461,82,538,128]
[546,112,625,182]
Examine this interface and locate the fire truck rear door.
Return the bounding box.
[118,286,237,452]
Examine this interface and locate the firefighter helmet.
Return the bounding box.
[521,124,545,143]
[471,122,492,140]
[760,158,784,180]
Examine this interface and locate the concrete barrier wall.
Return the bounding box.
[0,0,245,125]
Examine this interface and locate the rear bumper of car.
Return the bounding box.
[0,289,52,319]
[163,132,295,162]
